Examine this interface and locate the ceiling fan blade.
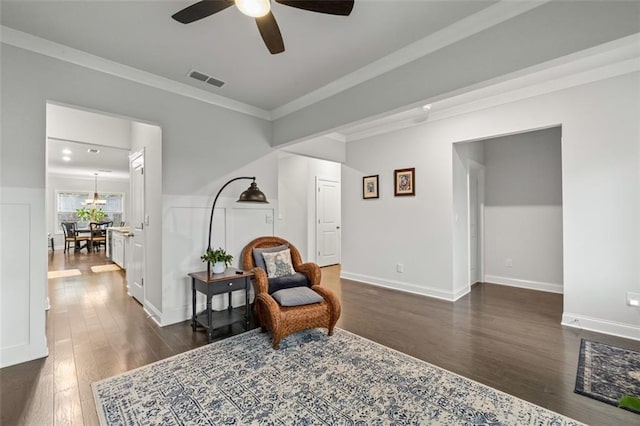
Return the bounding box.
[255,12,285,54]
[275,0,354,16]
[172,0,234,24]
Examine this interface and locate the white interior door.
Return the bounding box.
[129,150,145,304]
[316,178,341,266]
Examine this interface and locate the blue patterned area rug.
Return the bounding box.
[93,329,581,425]
[575,338,640,413]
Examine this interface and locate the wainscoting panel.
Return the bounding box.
[0,187,48,368]
[161,195,277,326]
[1,204,31,348]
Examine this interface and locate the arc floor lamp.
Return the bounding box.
[205,176,269,277]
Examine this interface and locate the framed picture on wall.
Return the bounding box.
[394,168,415,196]
[362,175,379,199]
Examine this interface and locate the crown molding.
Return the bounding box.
[270,0,551,120]
[1,1,549,123]
[340,33,640,142]
[0,26,272,121]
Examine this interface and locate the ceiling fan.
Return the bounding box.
[172,0,354,54]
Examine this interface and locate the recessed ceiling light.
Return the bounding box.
[62,156,71,162]
[422,104,432,111]
[62,148,72,155]
[87,148,100,154]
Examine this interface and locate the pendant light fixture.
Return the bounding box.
[84,173,106,205]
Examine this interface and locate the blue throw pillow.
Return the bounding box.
[253,244,288,272]
[271,286,323,307]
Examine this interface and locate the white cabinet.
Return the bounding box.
[107,227,130,269]
[112,232,125,269]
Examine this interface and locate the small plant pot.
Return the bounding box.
[212,261,226,274]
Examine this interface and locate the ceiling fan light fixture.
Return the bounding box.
[236,0,270,18]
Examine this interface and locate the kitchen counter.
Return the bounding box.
[109,226,131,235]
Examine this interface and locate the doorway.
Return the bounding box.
[316,177,341,267]
[453,126,564,297]
[276,153,341,264]
[45,102,162,311]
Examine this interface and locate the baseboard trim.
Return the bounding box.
[562,313,640,341]
[484,275,563,294]
[340,271,455,302]
[452,286,470,301]
[153,291,256,327]
[143,301,163,327]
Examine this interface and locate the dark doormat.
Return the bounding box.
[575,338,640,414]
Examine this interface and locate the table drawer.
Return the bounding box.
[207,278,247,296]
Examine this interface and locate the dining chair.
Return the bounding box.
[89,221,111,252]
[61,222,89,253]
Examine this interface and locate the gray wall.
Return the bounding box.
[483,127,563,289]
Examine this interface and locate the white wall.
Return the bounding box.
[46,175,130,247]
[277,153,341,262]
[282,136,346,164]
[161,152,279,325]
[452,140,485,296]
[47,103,132,149]
[0,44,273,367]
[483,127,564,292]
[343,72,639,340]
[343,123,456,300]
[131,122,163,313]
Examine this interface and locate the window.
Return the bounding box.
[56,191,124,232]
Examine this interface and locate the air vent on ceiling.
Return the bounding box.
[188,69,226,88]
[87,148,100,154]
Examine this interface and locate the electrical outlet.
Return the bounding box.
[265,215,273,224]
[627,292,640,307]
[506,258,513,268]
[396,264,404,273]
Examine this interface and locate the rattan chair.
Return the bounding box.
[242,236,341,349]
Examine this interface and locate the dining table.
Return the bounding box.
[74,226,107,252]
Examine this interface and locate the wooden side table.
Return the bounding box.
[188,268,253,342]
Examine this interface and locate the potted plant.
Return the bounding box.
[619,395,640,413]
[201,247,233,274]
[76,207,107,223]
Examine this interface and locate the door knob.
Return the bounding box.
[336,226,341,229]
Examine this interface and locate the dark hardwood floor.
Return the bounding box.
[1,252,638,425]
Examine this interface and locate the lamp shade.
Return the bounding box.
[205,176,269,278]
[237,181,269,203]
